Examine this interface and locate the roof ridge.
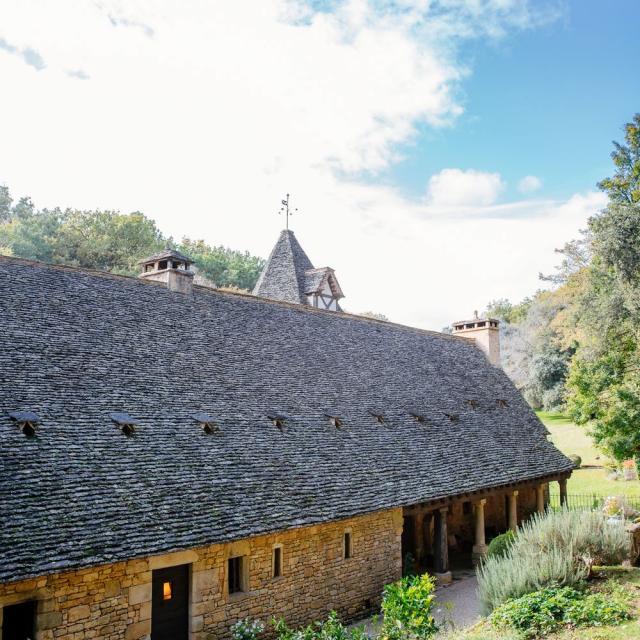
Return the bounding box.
[0,253,470,344]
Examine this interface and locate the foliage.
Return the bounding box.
[484,114,640,460]
[487,531,515,559]
[477,510,630,613]
[360,311,390,322]
[0,185,264,289]
[489,585,630,639]
[380,573,438,639]
[179,238,264,290]
[232,617,265,640]
[271,611,368,640]
[597,113,640,204]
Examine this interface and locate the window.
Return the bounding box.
[3,600,36,639]
[273,545,283,578]
[463,501,472,516]
[343,532,352,559]
[228,556,244,594]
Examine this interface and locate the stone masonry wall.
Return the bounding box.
[0,508,403,640]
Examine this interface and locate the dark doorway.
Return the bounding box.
[152,564,189,640]
[3,600,36,640]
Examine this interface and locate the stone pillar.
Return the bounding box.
[508,490,519,532]
[433,507,452,584]
[472,499,488,564]
[536,484,546,514]
[413,512,425,570]
[559,478,568,507]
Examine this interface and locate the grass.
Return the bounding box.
[537,411,640,498]
[453,567,640,640]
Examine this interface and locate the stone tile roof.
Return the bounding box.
[0,256,573,582]
[304,267,344,299]
[140,248,193,264]
[252,229,314,303]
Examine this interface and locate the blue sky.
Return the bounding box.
[0,1,636,328]
[387,0,640,201]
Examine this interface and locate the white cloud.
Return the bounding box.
[518,175,542,193]
[426,168,505,207]
[0,0,578,330]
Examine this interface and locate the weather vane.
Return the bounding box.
[279,193,298,230]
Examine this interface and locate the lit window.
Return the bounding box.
[163,581,172,601]
[273,546,282,578]
[344,532,352,559]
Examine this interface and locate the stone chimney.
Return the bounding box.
[139,249,194,294]
[452,311,501,367]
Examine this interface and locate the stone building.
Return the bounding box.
[0,232,572,640]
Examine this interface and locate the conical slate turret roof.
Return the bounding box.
[252,230,314,304]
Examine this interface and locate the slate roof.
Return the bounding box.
[252,229,315,303]
[0,256,573,583]
[304,267,344,299]
[141,248,193,265]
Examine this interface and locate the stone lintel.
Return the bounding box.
[148,549,199,570]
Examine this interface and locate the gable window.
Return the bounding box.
[343,531,352,559]
[228,556,245,594]
[272,545,283,578]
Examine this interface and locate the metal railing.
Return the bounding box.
[548,492,640,512]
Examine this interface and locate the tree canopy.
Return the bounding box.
[0,188,264,290]
[491,113,640,463]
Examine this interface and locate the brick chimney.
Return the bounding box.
[452,311,501,367]
[139,249,194,294]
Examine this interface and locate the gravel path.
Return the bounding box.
[433,574,480,635]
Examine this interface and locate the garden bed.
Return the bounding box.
[456,567,640,639]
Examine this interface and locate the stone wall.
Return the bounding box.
[0,508,402,640]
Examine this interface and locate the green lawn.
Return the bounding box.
[538,411,640,498]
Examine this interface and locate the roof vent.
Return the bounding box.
[193,412,218,434]
[444,413,459,423]
[407,411,426,423]
[466,399,479,410]
[267,413,287,430]
[496,399,508,408]
[8,411,39,437]
[368,410,385,424]
[324,413,343,428]
[109,412,137,436]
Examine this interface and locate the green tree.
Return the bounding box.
[0,185,12,222]
[55,209,165,274]
[178,238,264,290]
[0,185,265,289]
[597,113,640,204]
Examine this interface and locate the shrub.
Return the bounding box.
[477,509,631,613]
[232,618,265,640]
[487,531,515,559]
[568,454,582,469]
[380,573,438,639]
[272,611,368,640]
[489,585,630,638]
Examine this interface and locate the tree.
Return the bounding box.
[0,185,12,223]
[0,185,265,289]
[590,203,640,284]
[178,238,264,290]
[597,113,640,204]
